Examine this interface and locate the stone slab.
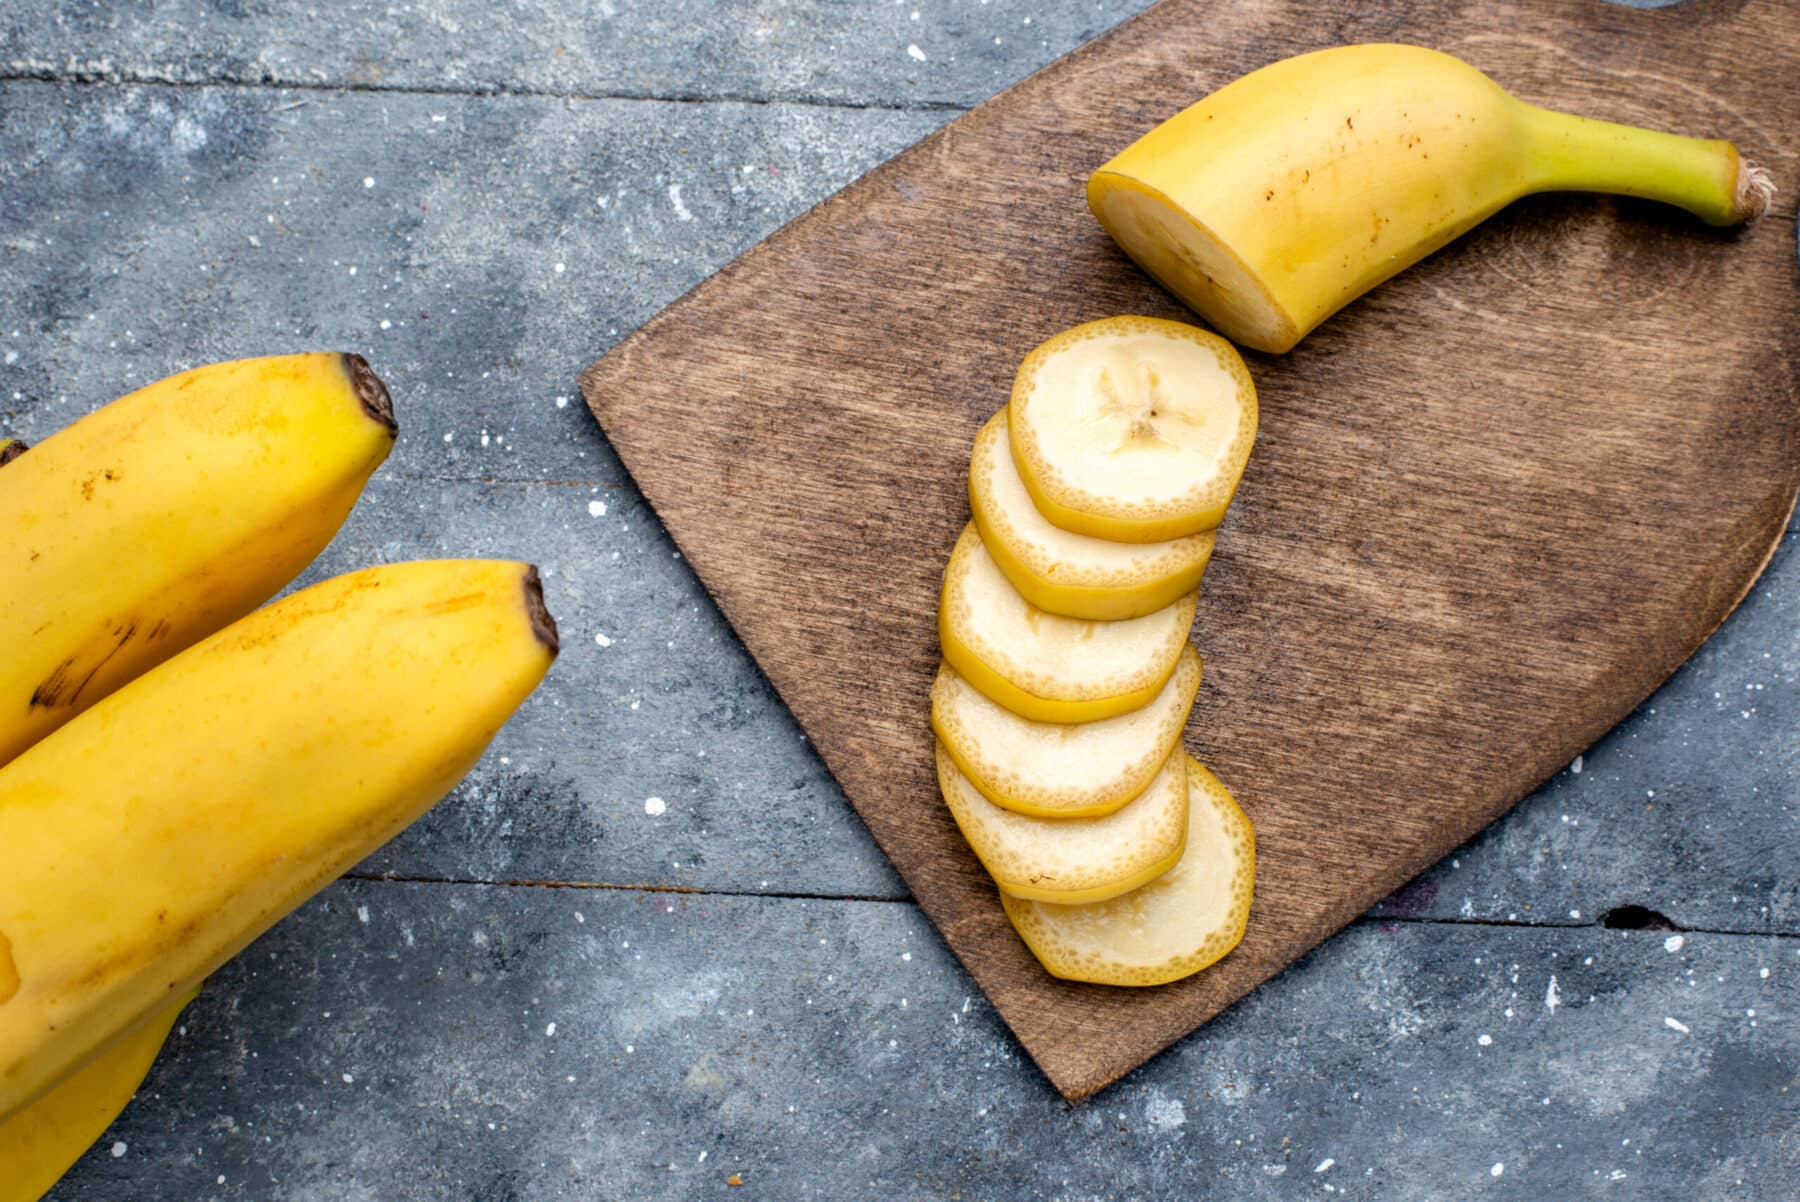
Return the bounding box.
[50,880,1800,1201]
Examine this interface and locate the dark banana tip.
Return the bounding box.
[0,438,26,465]
[522,565,560,655]
[343,353,397,436]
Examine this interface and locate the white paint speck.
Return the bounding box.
[554,262,566,274]
[555,395,570,409]
[1664,1016,1690,1033]
[907,43,927,61]
[1570,754,1583,774]
[342,1072,355,1084]
[356,905,370,924]
[1313,1158,1335,1174]
[545,1022,556,1037]
[111,1141,128,1158]
[3,350,16,365]
[1491,1163,1504,1178]
[901,952,912,962]
[379,319,391,330]
[1477,1033,1493,1047]
[668,183,694,222]
[1144,1090,1186,1131]
[1544,975,1561,1014]
[1569,910,1581,919]
[1664,934,1685,953]
[594,632,613,647]
[588,499,608,517]
[1761,967,1770,979]
[644,796,667,816]
[363,176,375,188]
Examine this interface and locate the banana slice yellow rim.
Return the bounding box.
[937,743,1188,905]
[967,411,1214,621]
[938,524,1194,724]
[1008,316,1257,543]
[929,647,1201,819]
[1002,755,1254,987]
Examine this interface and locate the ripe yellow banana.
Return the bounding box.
[0,559,558,1122]
[1089,43,1773,353]
[0,353,396,765]
[0,989,196,1202]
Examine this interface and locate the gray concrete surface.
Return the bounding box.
[1,1,1794,1198]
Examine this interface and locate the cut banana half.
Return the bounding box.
[939,524,1195,724]
[1008,316,1257,543]
[1003,756,1254,987]
[937,743,1188,904]
[930,646,1201,818]
[968,412,1215,621]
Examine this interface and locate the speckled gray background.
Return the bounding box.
[2,1,1794,1198]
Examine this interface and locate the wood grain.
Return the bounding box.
[581,0,1800,1100]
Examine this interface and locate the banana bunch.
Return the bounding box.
[1089,44,1772,353]
[935,316,1257,987]
[0,357,557,1199]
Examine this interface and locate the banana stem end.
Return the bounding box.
[1733,159,1775,225]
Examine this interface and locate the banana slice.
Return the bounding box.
[1008,316,1257,543]
[939,524,1195,724]
[930,646,1201,818]
[968,412,1215,621]
[938,742,1187,904]
[1003,756,1254,987]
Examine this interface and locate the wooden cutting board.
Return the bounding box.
[581,0,1799,1100]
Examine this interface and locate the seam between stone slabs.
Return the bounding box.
[0,63,972,115]
[342,870,912,907]
[339,872,1800,939]
[393,475,631,489]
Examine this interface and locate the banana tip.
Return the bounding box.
[523,565,560,655]
[344,353,398,436]
[0,438,25,465]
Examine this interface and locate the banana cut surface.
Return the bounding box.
[968,412,1214,621]
[930,646,1201,819]
[938,524,1194,724]
[1003,756,1254,987]
[1008,317,1256,543]
[937,743,1187,905]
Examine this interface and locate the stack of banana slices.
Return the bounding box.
[933,316,1259,987]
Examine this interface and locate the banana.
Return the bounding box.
[0,559,557,1121]
[968,412,1216,620]
[930,647,1201,819]
[0,439,24,465]
[938,743,1188,905]
[1008,317,1257,542]
[0,353,396,765]
[1089,43,1773,353]
[1002,756,1254,987]
[0,989,196,1202]
[939,524,1195,723]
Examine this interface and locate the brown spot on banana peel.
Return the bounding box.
[342,353,397,436]
[30,620,136,709]
[0,931,17,1005]
[0,438,25,465]
[523,565,559,654]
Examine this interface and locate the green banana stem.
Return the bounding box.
[1522,106,1771,226]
